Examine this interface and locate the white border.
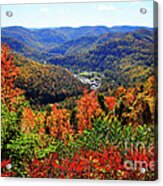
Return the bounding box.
[0,0,162,186]
[0,0,153,5]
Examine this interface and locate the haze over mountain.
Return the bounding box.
[2,25,152,54]
[2,25,156,95]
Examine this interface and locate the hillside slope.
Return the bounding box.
[48,29,156,89]
[2,25,152,60]
[2,26,156,94]
[14,55,87,105]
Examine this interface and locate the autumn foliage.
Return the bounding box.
[1,46,157,180]
[1,45,23,109]
[105,97,116,110]
[27,144,156,180]
[46,104,74,143]
[1,45,17,91]
[76,90,102,133]
[1,159,15,177]
[22,107,35,132]
[27,147,122,179]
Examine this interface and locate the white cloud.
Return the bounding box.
[40,8,49,12]
[98,5,116,11]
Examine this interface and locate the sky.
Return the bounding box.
[1,0,154,28]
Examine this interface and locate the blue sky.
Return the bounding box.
[1,1,154,28]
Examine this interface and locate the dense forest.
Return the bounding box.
[13,54,87,105]
[1,25,158,180]
[2,26,156,91]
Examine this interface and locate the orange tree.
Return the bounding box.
[76,90,102,133]
[1,45,23,110]
[46,104,74,144]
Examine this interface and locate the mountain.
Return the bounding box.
[2,25,152,56]
[2,25,156,94]
[13,54,88,105]
[46,32,130,56]
[2,26,42,50]
[108,25,153,32]
[48,29,154,70]
[2,36,54,62]
[47,29,156,90]
[2,26,110,50]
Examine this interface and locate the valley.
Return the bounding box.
[1,25,156,104]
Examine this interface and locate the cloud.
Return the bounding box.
[40,8,49,12]
[98,5,116,11]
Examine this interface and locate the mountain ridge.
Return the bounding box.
[2,25,153,62]
[2,25,156,93]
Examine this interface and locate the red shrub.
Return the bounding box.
[1,159,15,177]
[27,146,123,179]
[122,144,157,180]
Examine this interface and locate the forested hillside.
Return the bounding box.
[47,29,156,91]
[13,54,87,105]
[1,24,158,180]
[2,26,156,94]
[2,26,152,61]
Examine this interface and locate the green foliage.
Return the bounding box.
[6,133,42,177]
[7,133,41,160]
[108,118,123,144]
[2,26,112,62]
[36,138,63,159]
[1,104,20,158]
[77,116,110,150]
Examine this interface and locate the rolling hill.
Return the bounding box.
[13,54,88,105]
[2,25,152,59]
[47,29,156,90]
[2,25,156,95]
